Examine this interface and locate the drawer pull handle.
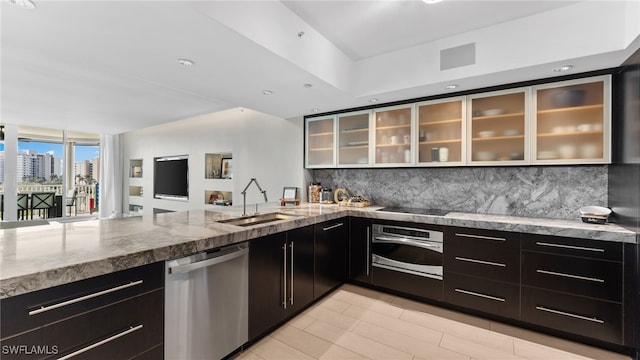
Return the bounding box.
[536,269,604,283]
[28,280,144,316]
[455,256,506,267]
[323,223,344,231]
[454,288,506,302]
[57,324,143,360]
[535,242,605,253]
[455,233,506,242]
[535,306,604,324]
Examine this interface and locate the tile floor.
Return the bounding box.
[237,284,632,360]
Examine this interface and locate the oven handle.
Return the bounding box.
[373,236,441,251]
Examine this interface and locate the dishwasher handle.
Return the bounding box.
[168,245,249,274]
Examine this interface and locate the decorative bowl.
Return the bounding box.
[579,206,611,224]
[553,89,586,107]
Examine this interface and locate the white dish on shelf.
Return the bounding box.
[537,150,557,160]
[557,144,577,159]
[478,130,496,138]
[503,129,520,136]
[481,109,504,116]
[475,151,497,161]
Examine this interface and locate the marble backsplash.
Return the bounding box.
[312,166,608,220]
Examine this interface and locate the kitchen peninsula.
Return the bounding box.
[1,204,637,359]
[1,205,634,299]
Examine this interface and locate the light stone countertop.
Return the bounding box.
[1,203,636,299]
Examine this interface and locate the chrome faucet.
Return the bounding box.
[241,178,268,216]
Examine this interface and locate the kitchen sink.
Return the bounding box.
[217,212,301,227]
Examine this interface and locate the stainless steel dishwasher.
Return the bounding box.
[165,243,249,360]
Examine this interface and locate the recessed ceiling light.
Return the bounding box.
[177,58,195,66]
[445,84,458,90]
[422,0,441,3]
[553,65,574,72]
[262,90,274,95]
[368,98,379,103]
[7,0,35,9]
[303,83,313,88]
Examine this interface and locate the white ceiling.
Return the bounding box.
[1,0,639,135]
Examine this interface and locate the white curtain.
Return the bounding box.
[99,134,124,219]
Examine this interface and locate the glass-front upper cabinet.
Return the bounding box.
[305,116,336,168]
[337,110,372,167]
[373,105,413,166]
[416,98,465,165]
[468,89,528,165]
[533,76,610,164]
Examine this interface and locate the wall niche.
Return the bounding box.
[205,152,233,179]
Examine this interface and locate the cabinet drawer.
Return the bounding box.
[44,289,163,360]
[522,252,621,302]
[444,272,519,319]
[445,227,519,282]
[521,286,622,345]
[1,262,164,338]
[0,290,163,360]
[521,234,622,262]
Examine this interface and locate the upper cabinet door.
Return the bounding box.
[373,105,414,166]
[337,111,372,167]
[468,89,529,165]
[305,116,336,168]
[532,76,611,164]
[416,97,466,165]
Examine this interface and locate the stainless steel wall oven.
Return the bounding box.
[371,222,444,301]
[372,224,443,280]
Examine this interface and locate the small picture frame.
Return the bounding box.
[281,187,300,206]
[282,187,298,199]
[221,158,233,179]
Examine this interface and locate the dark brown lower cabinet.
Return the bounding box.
[248,226,315,340]
[521,286,623,344]
[443,273,519,319]
[315,219,348,298]
[0,262,164,360]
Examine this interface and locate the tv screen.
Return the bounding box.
[154,156,189,200]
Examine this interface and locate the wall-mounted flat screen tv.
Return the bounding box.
[154,155,189,200]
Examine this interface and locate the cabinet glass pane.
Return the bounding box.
[535,81,604,161]
[374,107,412,164]
[307,118,334,166]
[417,100,463,163]
[471,92,526,162]
[338,113,370,166]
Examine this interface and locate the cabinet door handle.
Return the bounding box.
[535,242,605,253]
[454,288,505,302]
[323,223,344,231]
[56,324,143,360]
[29,280,144,316]
[366,226,370,276]
[536,269,605,283]
[455,233,506,242]
[290,241,294,306]
[455,256,506,267]
[282,243,287,310]
[535,306,604,324]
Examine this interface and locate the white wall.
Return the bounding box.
[123,108,304,214]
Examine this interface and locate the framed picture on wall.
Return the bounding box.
[221,158,233,179]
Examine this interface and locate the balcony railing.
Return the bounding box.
[0,184,97,219]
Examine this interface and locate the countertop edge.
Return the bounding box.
[1,207,635,299]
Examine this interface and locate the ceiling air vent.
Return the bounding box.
[440,43,476,71]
